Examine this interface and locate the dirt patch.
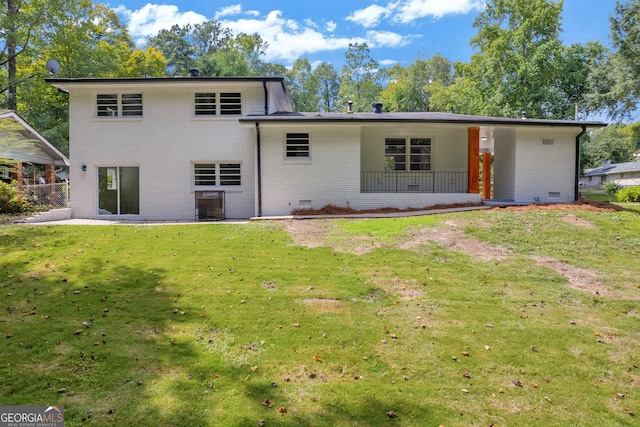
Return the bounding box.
[532,256,610,297]
[296,298,344,313]
[400,220,510,261]
[285,219,336,248]
[370,277,423,300]
[560,214,596,229]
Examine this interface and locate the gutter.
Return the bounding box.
[575,126,587,201]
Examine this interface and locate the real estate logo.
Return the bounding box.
[0,406,64,427]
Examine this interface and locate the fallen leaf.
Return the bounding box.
[463,371,471,378]
[251,366,258,372]
[461,351,470,356]
[386,411,396,418]
[5,333,12,338]
[262,399,272,408]
[278,407,287,413]
[462,389,469,393]
[293,322,300,327]
[313,354,321,361]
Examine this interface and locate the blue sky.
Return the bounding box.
[106,0,622,70]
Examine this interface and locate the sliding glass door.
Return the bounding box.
[98,167,139,215]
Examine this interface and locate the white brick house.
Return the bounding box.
[47,76,606,220]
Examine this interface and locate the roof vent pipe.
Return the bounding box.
[372,101,383,113]
[189,68,199,77]
[347,100,353,114]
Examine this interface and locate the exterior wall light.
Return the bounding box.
[81,164,87,172]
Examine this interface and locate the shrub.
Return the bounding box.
[602,182,622,201]
[0,181,32,213]
[617,186,640,203]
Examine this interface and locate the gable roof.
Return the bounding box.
[0,110,70,166]
[584,160,640,176]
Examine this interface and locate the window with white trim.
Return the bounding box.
[193,92,242,116]
[194,93,217,115]
[194,163,241,187]
[97,93,143,117]
[286,133,310,158]
[385,137,431,171]
[220,92,242,115]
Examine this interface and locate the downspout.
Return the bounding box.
[256,122,262,217]
[263,81,268,115]
[255,80,268,217]
[575,126,587,201]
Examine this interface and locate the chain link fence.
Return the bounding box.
[20,180,69,208]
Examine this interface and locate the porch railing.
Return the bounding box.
[20,180,69,208]
[361,171,468,193]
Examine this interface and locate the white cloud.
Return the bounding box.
[346,3,397,28]
[379,59,399,66]
[220,10,372,63]
[366,30,409,47]
[214,4,243,19]
[394,0,484,23]
[121,4,206,43]
[114,3,416,64]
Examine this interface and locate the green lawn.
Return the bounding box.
[1,208,639,426]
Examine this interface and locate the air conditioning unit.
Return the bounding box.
[195,191,225,221]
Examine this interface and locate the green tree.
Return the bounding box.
[587,0,640,120]
[286,58,319,112]
[379,54,453,112]
[429,0,602,119]
[1,0,68,110]
[581,123,639,170]
[313,62,339,112]
[147,24,195,76]
[338,43,385,112]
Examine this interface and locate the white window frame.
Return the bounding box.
[192,92,242,117]
[193,162,242,188]
[96,93,143,118]
[385,137,432,171]
[285,132,310,159]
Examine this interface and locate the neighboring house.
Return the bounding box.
[46,76,606,220]
[0,110,70,183]
[583,159,640,188]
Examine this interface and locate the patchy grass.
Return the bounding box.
[1,208,639,426]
